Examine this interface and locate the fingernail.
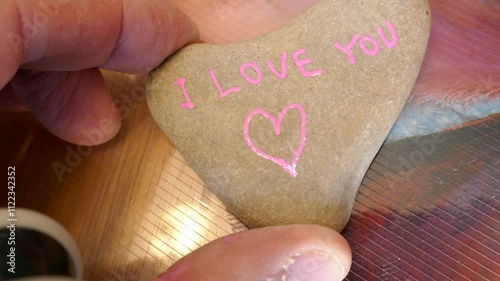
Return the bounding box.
[284,250,347,281]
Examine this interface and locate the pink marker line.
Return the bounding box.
[243,103,307,177]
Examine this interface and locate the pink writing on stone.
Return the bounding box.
[240,62,263,85]
[267,52,288,80]
[359,35,380,56]
[205,49,321,102]
[378,21,398,49]
[210,68,242,98]
[243,103,307,177]
[334,34,360,65]
[171,20,397,109]
[293,49,323,77]
[173,78,195,109]
[335,21,398,64]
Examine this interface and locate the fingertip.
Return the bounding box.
[155,225,351,281]
[50,70,122,146]
[63,103,122,146]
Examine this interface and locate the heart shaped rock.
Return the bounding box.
[147,0,431,231]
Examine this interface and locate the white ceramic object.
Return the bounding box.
[0,208,84,281]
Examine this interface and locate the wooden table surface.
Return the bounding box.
[1,1,499,280]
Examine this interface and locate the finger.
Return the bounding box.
[155,225,351,281]
[0,0,199,88]
[10,68,121,145]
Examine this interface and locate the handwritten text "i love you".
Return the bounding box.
[172,21,397,109]
[168,21,398,177]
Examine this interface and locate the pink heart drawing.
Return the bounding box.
[243,103,307,177]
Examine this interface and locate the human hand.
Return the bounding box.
[0,0,198,145]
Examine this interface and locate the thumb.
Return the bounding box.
[155,225,351,281]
